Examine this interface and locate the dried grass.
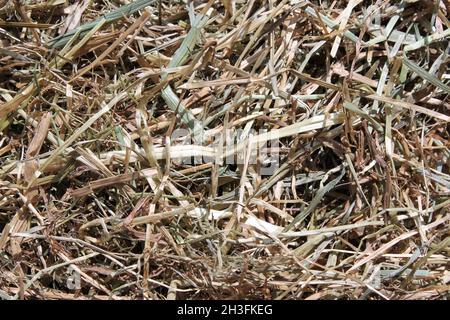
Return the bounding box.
[0,0,449,300]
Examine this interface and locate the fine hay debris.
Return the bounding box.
[0,0,449,300]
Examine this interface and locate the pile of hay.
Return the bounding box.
[0,0,449,300]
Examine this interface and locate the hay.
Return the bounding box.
[0,0,449,300]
